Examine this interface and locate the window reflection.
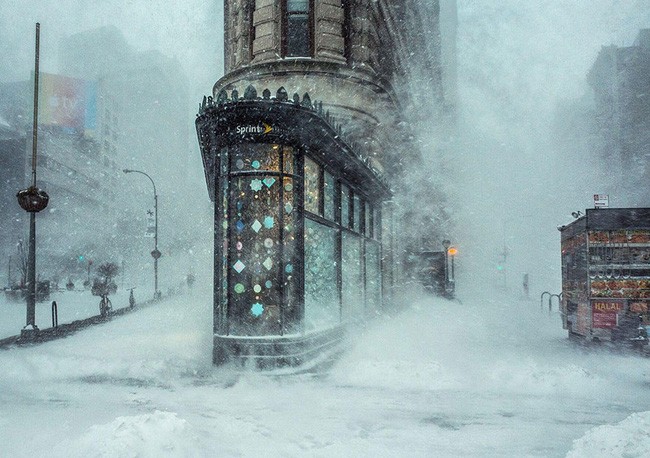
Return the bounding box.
[304,218,339,330]
[324,170,335,221]
[304,156,320,214]
[341,184,350,228]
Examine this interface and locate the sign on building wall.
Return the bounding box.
[39,72,96,133]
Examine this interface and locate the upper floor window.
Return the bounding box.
[283,0,312,57]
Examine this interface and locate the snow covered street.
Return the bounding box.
[2,286,650,457]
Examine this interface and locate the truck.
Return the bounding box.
[558,208,650,346]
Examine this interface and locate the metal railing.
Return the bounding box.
[540,291,562,314]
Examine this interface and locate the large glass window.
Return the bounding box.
[324,170,336,221]
[284,0,312,57]
[304,156,320,214]
[341,184,350,229]
[366,241,382,309]
[304,219,340,330]
[224,143,297,337]
[342,232,363,320]
[353,194,361,232]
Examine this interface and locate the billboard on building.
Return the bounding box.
[39,72,97,134]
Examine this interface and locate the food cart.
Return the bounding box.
[558,208,650,346]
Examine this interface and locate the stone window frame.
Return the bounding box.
[281,0,315,58]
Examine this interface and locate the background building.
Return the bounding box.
[587,29,650,205]
[0,26,196,291]
[0,117,26,287]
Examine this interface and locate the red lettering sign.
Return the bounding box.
[592,300,625,328]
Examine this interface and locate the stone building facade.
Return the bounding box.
[218,0,446,175]
[197,0,452,364]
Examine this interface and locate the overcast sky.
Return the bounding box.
[0,0,223,99]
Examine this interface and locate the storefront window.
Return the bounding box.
[353,194,361,232]
[228,174,282,336]
[230,143,280,172]
[304,218,340,330]
[282,175,299,334]
[341,184,350,228]
[324,170,336,221]
[365,201,372,237]
[366,240,381,310]
[304,156,320,215]
[222,143,297,336]
[342,231,363,320]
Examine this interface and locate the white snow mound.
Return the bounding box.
[53,410,203,457]
[566,411,650,458]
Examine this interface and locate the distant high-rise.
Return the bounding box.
[587,29,650,205]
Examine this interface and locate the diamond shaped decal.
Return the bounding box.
[285,202,293,214]
[263,177,276,188]
[236,220,245,232]
[251,302,264,317]
[264,216,274,229]
[233,260,246,273]
[263,257,273,270]
[251,219,262,233]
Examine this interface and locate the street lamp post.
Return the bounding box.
[16,23,49,337]
[123,169,161,299]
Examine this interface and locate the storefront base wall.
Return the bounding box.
[213,326,346,368]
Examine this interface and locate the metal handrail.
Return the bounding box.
[541,291,562,314]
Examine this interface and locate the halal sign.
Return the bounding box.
[591,299,624,328]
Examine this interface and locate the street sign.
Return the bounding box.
[594,194,609,208]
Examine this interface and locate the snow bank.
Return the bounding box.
[52,411,206,458]
[566,411,650,458]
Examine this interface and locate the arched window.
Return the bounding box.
[283,0,313,57]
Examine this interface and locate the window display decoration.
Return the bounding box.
[233,260,246,273]
[250,179,263,191]
[251,302,264,317]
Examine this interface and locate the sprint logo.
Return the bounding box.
[235,123,273,135]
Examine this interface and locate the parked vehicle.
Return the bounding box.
[558,208,650,346]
